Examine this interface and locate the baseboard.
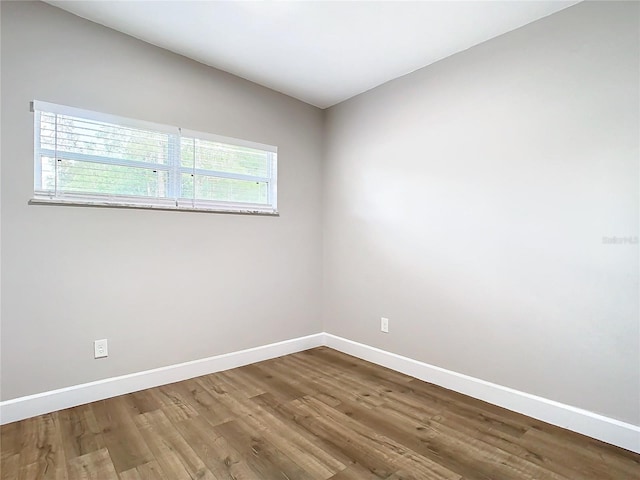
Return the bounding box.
[324,333,640,454]
[0,333,324,425]
[2,331,638,454]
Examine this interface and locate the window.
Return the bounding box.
[32,101,278,214]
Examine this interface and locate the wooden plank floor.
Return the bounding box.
[1,347,639,479]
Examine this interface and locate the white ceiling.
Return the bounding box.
[46,1,580,109]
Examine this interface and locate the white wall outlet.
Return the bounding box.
[94,339,108,358]
[381,317,389,333]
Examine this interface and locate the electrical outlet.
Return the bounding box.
[94,339,108,358]
[381,317,389,333]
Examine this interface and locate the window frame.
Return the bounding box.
[31,100,279,215]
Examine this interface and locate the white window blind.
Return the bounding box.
[32,101,278,214]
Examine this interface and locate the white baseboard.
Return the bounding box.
[2,331,638,454]
[0,333,324,425]
[324,333,640,454]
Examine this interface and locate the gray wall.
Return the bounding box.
[1,1,324,400]
[323,1,639,425]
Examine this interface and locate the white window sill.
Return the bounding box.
[29,197,279,216]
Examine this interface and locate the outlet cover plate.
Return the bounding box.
[381,317,389,333]
[94,339,108,358]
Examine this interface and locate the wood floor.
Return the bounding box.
[1,347,638,480]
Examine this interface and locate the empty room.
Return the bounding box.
[1,0,638,478]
